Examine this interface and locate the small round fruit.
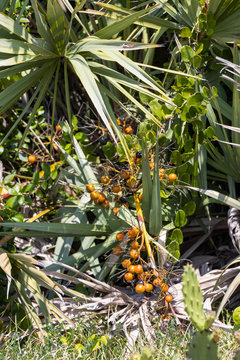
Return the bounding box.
[124,125,133,135]
[120,196,128,203]
[113,207,120,215]
[56,124,62,132]
[94,198,100,205]
[130,241,139,249]
[161,283,169,292]
[135,284,145,294]
[98,193,106,203]
[128,227,139,239]
[112,185,121,193]
[137,273,145,280]
[130,249,139,259]
[135,158,141,164]
[138,193,143,202]
[165,294,173,302]
[112,246,123,256]
[153,278,162,287]
[128,265,136,273]
[116,232,125,241]
[100,137,107,145]
[90,191,100,200]
[136,151,142,159]
[101,175,110,184]
[117,118,121,126]
[124,272,134,282]
[144,283,153,293]
[134,264,143,274]
[149,162,154,170]
[168,173,178,182]
[86,184,95,193]
[101,200,110,209]
[28,155,36,164]
[122,259,131,269]
[121,171,130,180]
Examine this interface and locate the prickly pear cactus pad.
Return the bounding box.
[187,331,219,360]
[182,264,205,331]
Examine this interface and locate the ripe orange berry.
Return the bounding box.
[124,125,133,135]
[153,278,162,287]
[135,158,141,164]
[112,185,121,193]
[121,171,130,180]
[161,283,169,293]
[117,118,121,126]
[112,246,123,256]
[101,200,110,209]
[124,272,134,282]
[130,241,139,249]
[90,191,100,200]
[144,282,153,292]
[134,264,143,274]
[28,155,36,164]
[168,173,178,182]
[98,193,106,203]
[129,249,139,259]
[94,198,100,205]
[128,265,136,273]
[135,284,145,293]
[165,294,173,302]
[128,227,139,239]
[138,193,143,201]
[101,175,110,184]
[149,162,154,170]
[122,259,131,269]
[113,207,120,215]
[56,124,62,132]
[116,232,125,241]
[86,184,95,193]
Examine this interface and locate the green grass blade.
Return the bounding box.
[1,222,111,235]
[141,138,152,224]
[149,140,162,236]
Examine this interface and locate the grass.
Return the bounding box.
[0,315,238,360]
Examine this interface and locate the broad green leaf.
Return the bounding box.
[0,13,33,42]
[174,210,187,228]
[183,201,196,216]
[47,0,66,53]
[181,45,195,62]
[0,54,37,66]
[0,39,35,55]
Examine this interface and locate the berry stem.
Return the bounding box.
[134,193,156,270]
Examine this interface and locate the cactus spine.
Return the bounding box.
[182,264,218,360]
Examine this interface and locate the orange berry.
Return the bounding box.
[138,193,143,201]
[161,283,169,293]
[135,158,141,164]
[149,162,154,170]
[101,200,110,209]
[144,282,153,292]
[165,294,173,302]
[101,175,110,184]
[168,173,177,182]
[129,249,139,259]
[112,246,123,256]
[121,171,130,180]
[56,124,62,132]
[137,273,146,280]
[28,155,36,164]
[117,118,121,126]
[94,198,100,205]
[113,207,120,215]
[98,193,106,203]
[128,265,136,273]
[153,278,162,287]
[122,259,131,269]
[124,272,134,282]
[130,241,139,249]
[135,284,145,293]
[116,232,125,241]
[134,264,143,274]
[90,191,100,200]
[124,125,133,134]
[126,176,137,188]
[128,227,139,239]
[112,185,121,193]
[86,184,95,193]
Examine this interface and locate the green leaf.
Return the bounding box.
[171,228,183,244]
[0,12,33,42]
[174,210,187,228]
[180,27,192,38]
[183,201,196,216]
[181,45,195,62]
